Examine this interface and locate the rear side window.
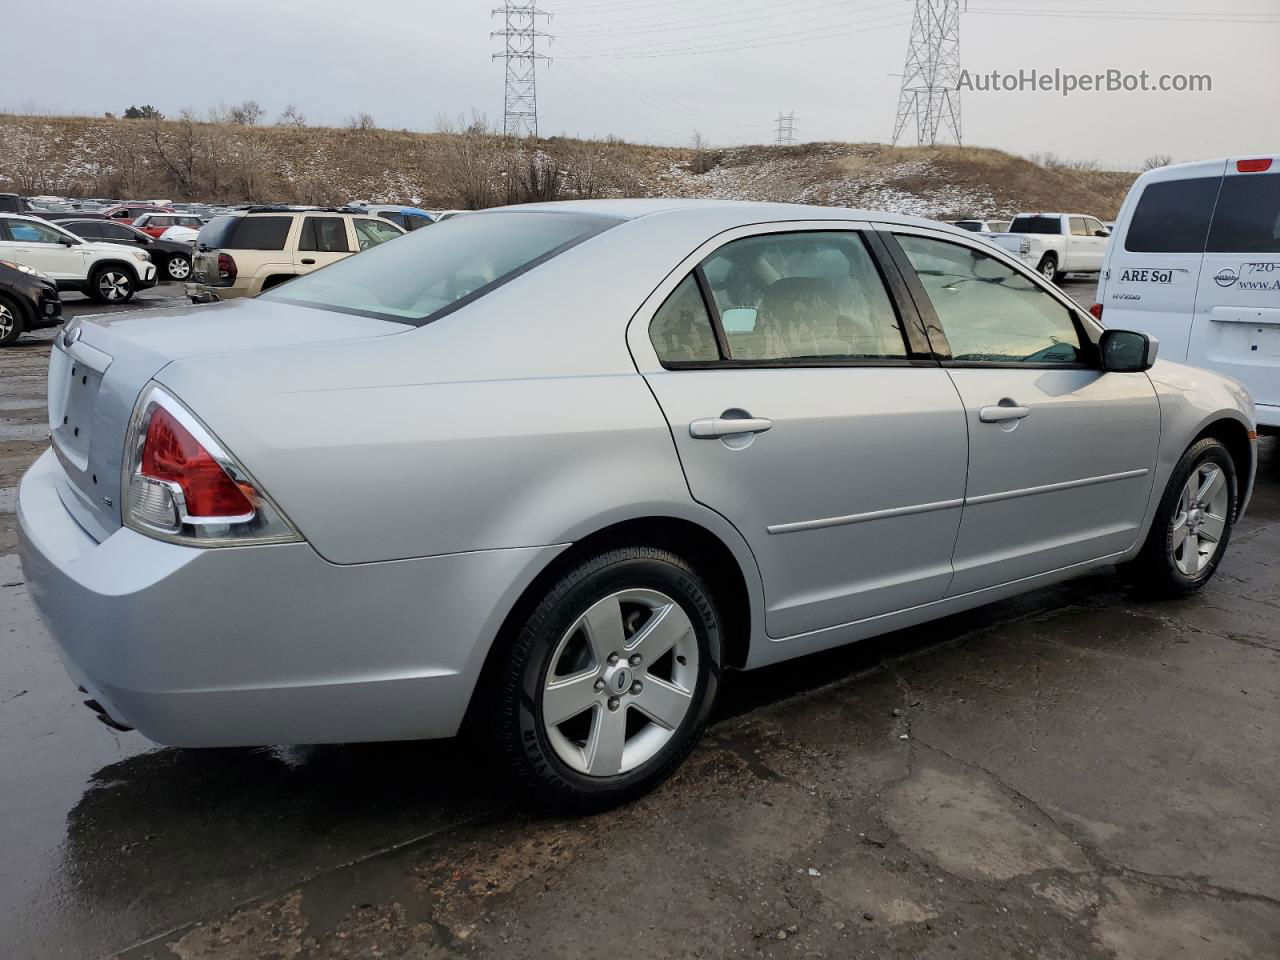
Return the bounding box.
[649,275,719,364]
[1207,173,1280,253]
[228,216,292,251]
[1010,216,1063,234]
[405,214,433,231]
[261,211,620,325]
[72,221,103,238]
[299,217,351,253]
[1124,177,1221,253]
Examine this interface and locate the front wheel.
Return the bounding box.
[496,547,722,811]
[89,266,136,304]
[1038,254,1060,284]
[0,294,25,346]
[1121,437,1237,596]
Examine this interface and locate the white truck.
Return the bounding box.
[990,213,1111,283]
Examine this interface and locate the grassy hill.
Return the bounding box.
[0,113,1136,220]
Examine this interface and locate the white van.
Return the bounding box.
[1096,156,1280,431]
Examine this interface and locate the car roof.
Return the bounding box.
[481,198,949,231]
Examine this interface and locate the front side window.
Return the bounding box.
[261,210,620,325]
[649,274,719,364]
[1124,177,1221,253]
[1070,217,1090,237]
[299,217,351,253]
[7,220,68,244]
[353,218,403,250]
[1207,172,1280,253]
[700,231,906,361]
[896,234,1084,364]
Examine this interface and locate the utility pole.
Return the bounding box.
[775,112,797,146]
[492,3,553,138]
[892,0,964,146]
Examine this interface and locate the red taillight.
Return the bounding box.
[140,406,254,518]
[1090,303,1104,320]
[217,252,237,281]
[1237,158,1273,173]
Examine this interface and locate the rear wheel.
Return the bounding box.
[496,546,722,811]
[0,294,25,346]
[1122,438,1237,596]
[89,266,136,304]
[1038,253,1060,283]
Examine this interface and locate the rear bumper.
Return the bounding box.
[17,448,564,746]
[185,278,253,302]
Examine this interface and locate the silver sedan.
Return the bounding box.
[18,200,1256,809]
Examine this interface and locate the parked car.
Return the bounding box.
[187,206,405,302]
[101,203,174,225]
[0,257,62,346]
[132,212,205,239]
[0,214,157,302]
[952,219,1007,233]
[0,193,37,214]
[158,225,199,245]
[1095,155,1280,433]
[17,200,1256,810]
[360,205,436,231]
[990,212,1111,282]
[58,218,195,282]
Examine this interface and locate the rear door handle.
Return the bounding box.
[979,402,1031,423]
[690,417,773,439]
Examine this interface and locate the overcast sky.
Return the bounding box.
[5,0,1278,169]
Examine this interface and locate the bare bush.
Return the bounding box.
[278,104,306,127]
[229,100,264,126]
[1142,153,1173,171]
[346,112,377,132]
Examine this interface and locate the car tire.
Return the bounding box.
[1121,437,1237,597]
[0,293,25,347]
[496,546,723,812]
[89,265,137,304]
[1038,254,1060,284]
[166,255,192,281]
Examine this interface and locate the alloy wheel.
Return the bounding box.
[1171,462,1229,576]
[1041,260,1057,282]
[0,303,13,339]
[168,257,191,280]
[99,271,131,300]
[541,588,699,778]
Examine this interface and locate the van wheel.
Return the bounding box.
[1038,254,1060,283]
[1120,438,1237,596]
[89,266,136,304]
[496,546,722,812]
[0,294,25,346]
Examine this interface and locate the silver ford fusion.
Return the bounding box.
[18,200,1256,809]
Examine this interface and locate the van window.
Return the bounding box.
[1124,177,1220,253]
[1207,173,1280,254]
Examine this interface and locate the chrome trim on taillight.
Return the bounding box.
[121,383,301,547]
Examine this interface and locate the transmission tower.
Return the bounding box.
[492,3,553,138]
[775,112,797,146]
[891,0,964,146]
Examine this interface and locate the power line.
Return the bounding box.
[892,0,964,147]
[492,2,553,137]
[556,0,902,37]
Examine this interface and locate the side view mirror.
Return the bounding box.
[1095,229,1110,238]
[58,236,76,246]
[1101,329,1158,372]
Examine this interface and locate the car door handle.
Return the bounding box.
[689,417,773,439]
[300,258,316,265]
[979,402,1031,423]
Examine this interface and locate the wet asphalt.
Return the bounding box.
[2,280,1278,959]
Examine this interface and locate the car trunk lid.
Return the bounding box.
[48,297,409,541]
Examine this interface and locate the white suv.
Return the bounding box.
[1097,155,1280,432]
[0,214,158,303]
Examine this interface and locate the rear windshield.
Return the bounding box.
[1009,216,1063,235]
[1207,173,1280,254]
[261,210,621,325]
[196,214,292,251]
[1124,177,1221,253]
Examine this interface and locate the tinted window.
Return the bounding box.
[701,232,906,361]
[1207,173,1280,253]
[102,223,141,240]
[1010,216,1063,235]
[69,221,103,238]
[228,216,292,251]
[649,275,719,364]
[299,217,351,253]
[897,234,1083,364]
[1124,177,1220,253]
[195,215,238,250]
[954,221,982,232]
[405,214,433,231]
[353,218,403,250]
[377,211,408,228]
[261,211,619,325]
